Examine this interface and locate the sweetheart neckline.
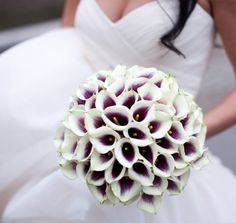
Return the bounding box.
[93,0,213,27]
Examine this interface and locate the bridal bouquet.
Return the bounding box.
[54,65,209,214]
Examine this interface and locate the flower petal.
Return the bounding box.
[148,112,172,139]
[106,185,120,204]
[60,129,79,160]
[126,77,148,92]
[153,153,175,177]
[192,149,210,170]
[90,150,114,171]
[85,95,96,111]
[111,176,141,202]
[138,143,158,167]
[87,170,105,186]
[171,152,188,169]
[90,126,120,154]
[107,78,126,97]
[128,161,154,186]
[123,122,153,146]
[76,160,90,182]
[166,178,182,195]
[130,100,155,124]
[105,159,126,183]
[60,160,77,180]
[75,134,93,161]
[179,136,201,163]
[137,82,162,101]
[114,138,139,168]
[143,176,168,195]
[88,182,107,203]
[173,93,189,118]
[102,105,132,131]
[77,81,98,100]
[84,109,105,134]
[155,137,179,155]
[95,89,116,111]
[117,90,139,109]
[166,121,188,144]
[68,111,87,136]
[137,193,162,214]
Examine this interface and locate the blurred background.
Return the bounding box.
[0,0,236,174]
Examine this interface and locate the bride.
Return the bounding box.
[0,0,236,222]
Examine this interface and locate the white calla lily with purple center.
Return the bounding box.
[54,65,210,214]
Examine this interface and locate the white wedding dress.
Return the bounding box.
[1,0,236,222]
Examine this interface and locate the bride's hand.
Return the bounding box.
[61,0,80,27]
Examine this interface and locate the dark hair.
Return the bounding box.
[160,0,197,58]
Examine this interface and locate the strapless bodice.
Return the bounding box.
[74,0,215,96]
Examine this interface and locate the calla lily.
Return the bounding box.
[172,165,190,177]
[75,134,93,161]
[155,103,176,116]
[90,126,120,154]
[138,143,158,167]
[67,96,85,110]
[102,105,132,131]
[137,82,162,101]
[84,109,105,133]
[166,178,182,195]
[128,161,154,186]
[143,176,168,196]
[195,125,207,152]
[176,168,191,190]
[192,149,210,170]
[111,176,141,202]
[149,70,167,87]
[88,182,107,203]
[117,90,139,109]
[137,193,162,214]
[153,153,175,177]
[54,125,66,151]
[127,65,145,77]
[147,111,172,139]
[166,121,188,144]
[173,93,189,119]
[76,160,90,182]
[105,159,126,183]
[123,122,153,146]
[179,137,201,163]
[114,138,139,168]
[106,185,120,204]
[60,160,78,180]
[171,152,188,169]
[155,137,179,155]
[90,150,114,171]
[110,65,127,79]
[167,169,191,195]
[87,170,105,186]
[126,77,148,92]
[60,129,79,160]
[132,67,158,79]
[84,95,96,111]
[130,100,155,124]
[77,81,98,101]
[68,110,87,136]
[158,76,178,105]
[107,78,126,97]
[95,89,116,111]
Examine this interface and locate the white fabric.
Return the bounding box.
[0,0,236,222]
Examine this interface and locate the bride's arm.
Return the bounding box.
[204,0,236,138]
[61,0,80,27]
